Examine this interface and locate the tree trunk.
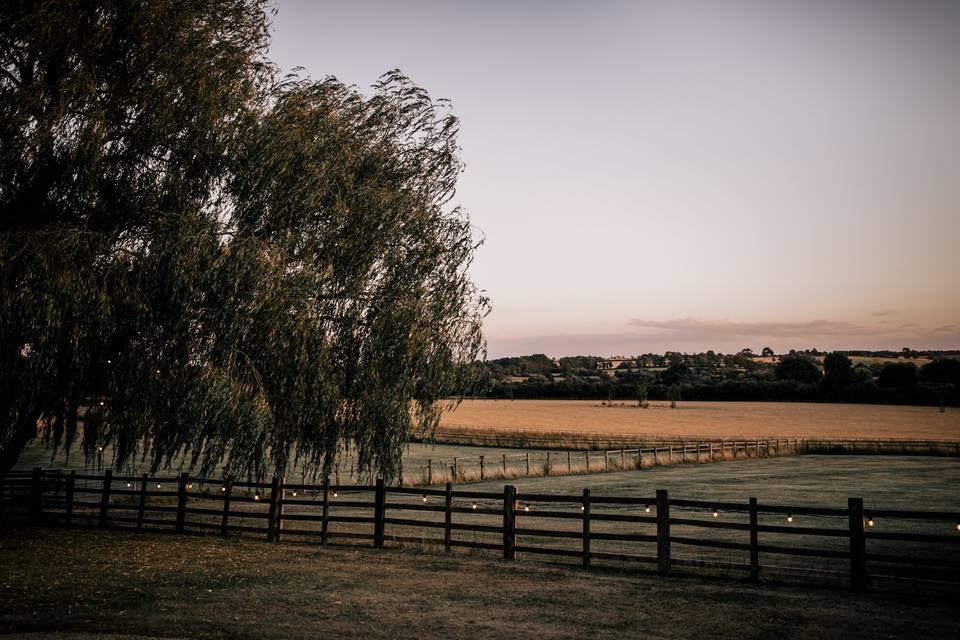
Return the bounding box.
[0,417,39,479]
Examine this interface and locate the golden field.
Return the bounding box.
[439,400,960,441]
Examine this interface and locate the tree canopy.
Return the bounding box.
[774,354,822,384]
[0,0,488,481]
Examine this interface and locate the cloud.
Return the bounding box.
[627,317,871,339]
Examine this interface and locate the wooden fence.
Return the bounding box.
[409,439,804,485]
[3,468,959,592]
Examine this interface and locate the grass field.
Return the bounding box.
[1,527,957,639]
[440,400,960,441]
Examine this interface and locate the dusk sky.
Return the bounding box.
[269,1,960,359]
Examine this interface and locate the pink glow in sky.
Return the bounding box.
[269,1,960,358]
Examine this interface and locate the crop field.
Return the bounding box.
[440,400,960,441]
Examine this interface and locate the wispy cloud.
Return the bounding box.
[627,317,872,339]
[486,316,960,358]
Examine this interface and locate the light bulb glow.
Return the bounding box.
[254,494,260,501]
[471,502,477,509]
[786,515,794,523]
[221,486,226,492]
[866,517,874,527]
[644,505,651,513]
[713,510,719,518]
[524,505,530,512]
[422,495,428,503]
[332,491,338,498]
[292,491,298,497]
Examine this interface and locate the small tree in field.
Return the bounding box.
[667,385,681,409]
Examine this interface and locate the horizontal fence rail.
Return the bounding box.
[3,468,959,592]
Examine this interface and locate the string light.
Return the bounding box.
[581,504,585,511]
[99,401,104,406]
[186,483,193,490]
[253,494,261,501]
[292,491,298,497]
[126,482,132,488]
[786,514,794,523]
[422,494,428,503]
[471,502,477,510]
[644,504,651,513]
[221,486,227,492]
[332,491,338,498]
[524,505,530,512]
[98,446,103,452]
[156,483,162,489]
[866,515,874,528]
[713,509,719,518]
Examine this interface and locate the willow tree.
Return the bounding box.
[0,1,488,480]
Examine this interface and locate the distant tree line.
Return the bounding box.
[476,352,960,407]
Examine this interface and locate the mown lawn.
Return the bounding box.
[1,528,957,639]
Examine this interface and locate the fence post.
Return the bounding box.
[567,451,572,473]
[266,476,283,542]
[335,463,340,486]
[656,489,670,576]
[427,459,432,485]
[749,497,759,581]
[174,472,188,533]
[30,467,43,525]
[220,480,232,536]
[502,485,516,560]
[98,469,113,528]
[582,488,591,568]
[502,454,507,475]
[373,478,385,548]
[585,450,590,470]
[668,446,673,464]
[136,473,148,529]
[444,482,453,553]
[321,479,330,545]
[65,470,76,527]
[848,497,867,591]
[525,452,530,475]
[453,458,458,481]
[480,455,485,480]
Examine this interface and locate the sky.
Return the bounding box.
[268,0,960,358]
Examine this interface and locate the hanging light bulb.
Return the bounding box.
[221,486,227,492]
[524,505,530,512]
[186,483,193,490]
[644,504,651,513]
[866,515,874,527]
[786,514,794,523]
[253,494,261,501]
[332,491,338,498]
[713,509,719,518]
[156,483,162,489]
[471,502,477,510]
[422,494,428,503]
[126,482,132,488]
[292,491,298,497]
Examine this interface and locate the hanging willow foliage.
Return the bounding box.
[0,1,489,481]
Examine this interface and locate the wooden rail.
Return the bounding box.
[3,468,959,592]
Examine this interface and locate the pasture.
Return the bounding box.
[440,400,960,441]
[2,528,956,640]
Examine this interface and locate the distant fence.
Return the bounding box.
[403,438,960,486]
[405,438,804,486]
[3,468,959,592]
